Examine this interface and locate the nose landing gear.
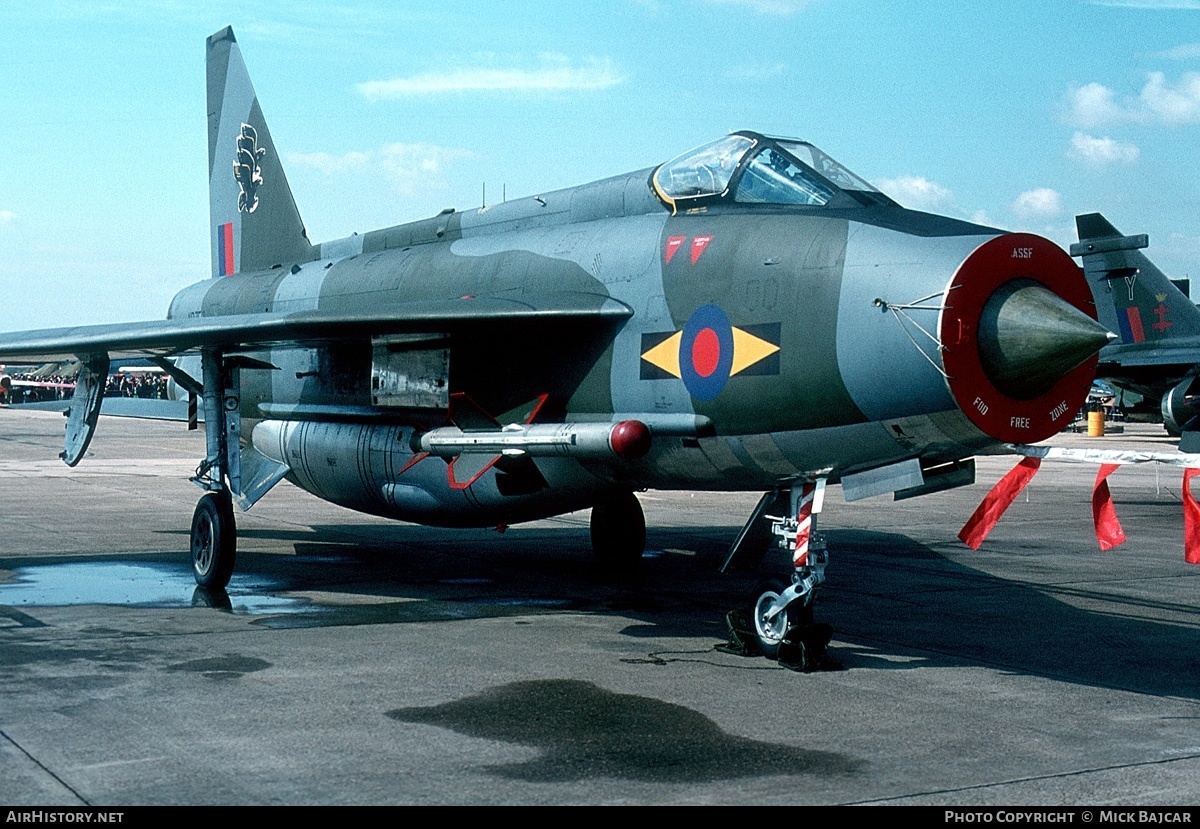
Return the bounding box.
[722,479,842,672]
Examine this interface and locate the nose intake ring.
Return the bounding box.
[940,233,1111,445]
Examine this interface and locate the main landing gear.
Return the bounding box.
[192,490,237,589]
[590,490,646,572]
[186,349,242,591]
[721,480,842,672]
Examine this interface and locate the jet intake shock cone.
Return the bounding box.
[978,279,1114,400]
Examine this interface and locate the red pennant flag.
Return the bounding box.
[1183,468,1200,565]
[958,457,1042,550]
[1091,463,1126,550]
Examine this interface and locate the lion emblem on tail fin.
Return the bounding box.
[234,123,265,213]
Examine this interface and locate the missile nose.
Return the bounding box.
[977,279,1114,400]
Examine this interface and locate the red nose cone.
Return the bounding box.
[609,419,652,460]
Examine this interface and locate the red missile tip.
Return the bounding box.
[610,419,652,460]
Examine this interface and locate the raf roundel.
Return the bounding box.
[680,304,735,401]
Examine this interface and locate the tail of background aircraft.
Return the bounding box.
[1073,212,1200,444]
[1072,212,1200,348]
[206,27,314,278]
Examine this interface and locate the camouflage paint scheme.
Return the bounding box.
[0,28,1105,536]
[1073,213,1200,437]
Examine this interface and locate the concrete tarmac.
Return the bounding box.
[2,407,1199,806]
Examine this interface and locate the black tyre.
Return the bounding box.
[590,491,646,571]
[191,491,237,589]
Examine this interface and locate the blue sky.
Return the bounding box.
[2,0,1199,328]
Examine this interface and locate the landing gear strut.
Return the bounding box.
[187,349,242,589]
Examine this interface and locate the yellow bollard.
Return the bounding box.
[1087,410,1105,437]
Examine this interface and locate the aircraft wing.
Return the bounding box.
[1098,349,1200,369]
[0,293,632,362]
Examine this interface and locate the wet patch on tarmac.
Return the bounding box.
[387,679,861,783]
[166,655,272,681]
[0,562,309,615]
[0,561,601,630]
[253,595,589,629]
[0,640,147,670]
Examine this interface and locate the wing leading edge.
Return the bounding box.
[0,293,632,363]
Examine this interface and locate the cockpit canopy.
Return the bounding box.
[652,131,895,210]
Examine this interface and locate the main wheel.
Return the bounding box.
[191,491,237,589]
[590,491,646,571]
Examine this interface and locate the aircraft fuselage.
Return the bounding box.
[167,168,1046,527]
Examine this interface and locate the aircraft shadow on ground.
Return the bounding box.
[822,528,1200,699]
[279,521,1200,699]
[5,520,1198,699]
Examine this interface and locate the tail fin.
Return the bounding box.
[206,27,314,278]
[1071,212,1200,347]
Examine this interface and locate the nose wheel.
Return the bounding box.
[191,490,237,589]
[752,580,795,660]
[747,571,836,670]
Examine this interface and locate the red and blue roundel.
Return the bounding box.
[680,304,735,401]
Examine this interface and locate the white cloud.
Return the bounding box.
[377,143,474,196]
[1156,42,1200,59]
[1012,188,1063,220]
[970,210,997,227]
[288,143,473,197]
[285,151,370,175]
[871,175,955,212]
[1067,72,1200,125]
[0,211,16,225]
[1067,132,1140,166]
[1066,82,1128,127]
[358,55,623,99]
[703,0,814,14]
[1140,71,1200,123]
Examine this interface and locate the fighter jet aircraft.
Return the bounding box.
[1072,213,1200,447]
[0,28,1113,659]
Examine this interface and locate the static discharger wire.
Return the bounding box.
[873,291,950,379]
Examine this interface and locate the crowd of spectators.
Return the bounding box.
[2,371,170,404]
[106,373,170,400]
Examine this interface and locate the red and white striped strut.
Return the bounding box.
[765,479,827,574]
[793,482,816,567]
